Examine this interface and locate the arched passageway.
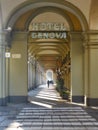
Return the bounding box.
[4,0,89,106]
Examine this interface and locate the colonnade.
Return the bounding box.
[28,55,46,90]
[0,31,98,106]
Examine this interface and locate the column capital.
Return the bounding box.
[82,31,98,46]
[70,31,83,42]
[12,31,28,42]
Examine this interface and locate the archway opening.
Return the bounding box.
[5,0,88,105]
[46,70,53,81]
[27,11,71,104]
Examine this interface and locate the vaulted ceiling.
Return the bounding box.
[12,2,84,71]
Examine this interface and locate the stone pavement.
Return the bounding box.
[0,84,98,130]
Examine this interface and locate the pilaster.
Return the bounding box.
[70,32,84,103]
[0,31,7,105]
[84,31,98,106]
[9,31,28,103]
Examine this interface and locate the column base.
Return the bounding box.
[87,98,98,106]
[9,96,28,103]
[72,96,84,103]
[0,97,8,106]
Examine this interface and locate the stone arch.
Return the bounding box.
[25,7,73,31]
[5,0,88,31]
[5,0,89,105]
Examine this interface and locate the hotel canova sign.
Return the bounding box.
[29,22,67,40]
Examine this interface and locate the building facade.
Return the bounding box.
[0,0,98,106]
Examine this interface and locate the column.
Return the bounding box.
[34,59,37,87]
[5,48,10,103]
[82,33,89,106]
[86,32,98,106]
[9,32,28,103]
[0,3,8,105]
[0,32,6,105]
[70,32,84,103]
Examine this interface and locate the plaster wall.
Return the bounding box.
[9,33,28,102]
[71,33,84,98]
[30,12,70,30]
[90,0,98,30]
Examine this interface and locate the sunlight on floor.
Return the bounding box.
[28,84,63,108]
[36,95,61,101]
[28,84,62,102]
[5,122,23,130]
[30,100,53,108]
[5,107,98,130]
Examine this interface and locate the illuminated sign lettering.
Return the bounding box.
[31,32,66,39]
[30,22,67,39]
[31,23,66,31]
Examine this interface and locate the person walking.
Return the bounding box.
[47,80,50,88]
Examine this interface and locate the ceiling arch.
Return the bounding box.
[6,0,88,31]
[30,46,65,56]
[28,43,68,57]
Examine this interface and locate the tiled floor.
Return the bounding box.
[0,84,98,130]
